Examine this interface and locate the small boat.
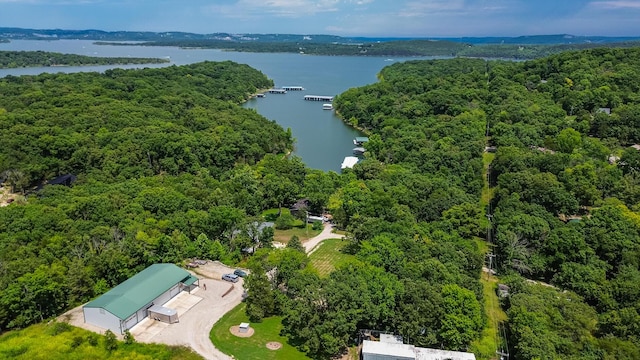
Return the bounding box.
[322,103,333,110]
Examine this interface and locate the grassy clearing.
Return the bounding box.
[210,303,310,360]
[481,152,495,208]
[470,273,508,360]
[0,322,201,360]
[308,238,354,277]
[262,208,322,243]
[273,225,322,243]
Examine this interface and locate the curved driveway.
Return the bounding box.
[303,223,345,254]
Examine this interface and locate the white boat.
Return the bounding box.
[322,103,333,110]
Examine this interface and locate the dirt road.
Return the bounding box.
[303,223,345,254]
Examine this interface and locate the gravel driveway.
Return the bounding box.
[303,223,345,254]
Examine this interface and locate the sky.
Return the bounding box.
[0,0,639,37]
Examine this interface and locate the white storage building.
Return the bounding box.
[83,263,198,334]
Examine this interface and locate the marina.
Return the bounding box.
[304,95,334,101]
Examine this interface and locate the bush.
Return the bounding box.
[312,221,323,231]
[71,335,84,348]
[104,329,118,352]
[47,321,72,336]
[275,213,295,230]
[124,329,135,345]
[87,333,99,346]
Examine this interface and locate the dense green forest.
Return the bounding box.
[332,47,640,359]
[0,50,169,68]
[98,38,640,59]
[0,60,293,331]
[2,47,640,360]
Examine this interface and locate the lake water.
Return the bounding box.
[0,40,429,171]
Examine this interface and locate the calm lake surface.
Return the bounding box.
[0,40,431,171]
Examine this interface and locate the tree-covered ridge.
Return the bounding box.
[0,50,169,68]
[0,61,297,331]
[333,48,640,358]
[0,61,288,186]
[93,38,640,59]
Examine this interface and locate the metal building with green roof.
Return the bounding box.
[83,263,199,334]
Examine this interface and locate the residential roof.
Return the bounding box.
[362,340,416,359]
[84,264,192,320]
[362,338,477,360]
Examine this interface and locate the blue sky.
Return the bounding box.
[0,0,639,37]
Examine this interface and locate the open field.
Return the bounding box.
[308,238,353,277]
[210,303,310,360]
[0,322,201,360]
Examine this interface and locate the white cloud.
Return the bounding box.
[205,0,345,19]
[589,1,640,9]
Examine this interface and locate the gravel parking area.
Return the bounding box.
[60,261,246,360]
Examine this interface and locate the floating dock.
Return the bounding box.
[282,86,305,91]
[341,156,359,170]
[268,88,287,94]
[304,95,334,101]
[353,147,366,155]
[353,137,369,146]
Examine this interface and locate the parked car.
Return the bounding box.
[222,273,239,283]
[234,269,247,277]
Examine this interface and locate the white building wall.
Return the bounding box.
[83,307,122,334]
[84,283,183,333]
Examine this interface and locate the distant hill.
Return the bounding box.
[1,27,639,45]
[2,28,640,60]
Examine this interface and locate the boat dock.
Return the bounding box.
[341,156,359,170]
[323,103,333,110]
[268,88,287,94]
[282,86,305,91]
[353,147,366,155]
[353,137,369,146]
[304,95,334,101]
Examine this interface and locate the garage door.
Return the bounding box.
[123,314,138,331]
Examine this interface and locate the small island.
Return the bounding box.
[0,50,169,68]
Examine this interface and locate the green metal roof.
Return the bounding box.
[182,274,199,286]
[84,264,192,320]
[355,137,369,142]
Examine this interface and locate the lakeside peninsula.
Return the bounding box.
[0,50,169,69]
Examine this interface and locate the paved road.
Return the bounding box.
[303,223,345,254]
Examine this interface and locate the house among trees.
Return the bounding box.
[82,264,199,334]
[289,198,310,216]
[361,333,476,360]
[596,107,611,115]
[48,173,77,187]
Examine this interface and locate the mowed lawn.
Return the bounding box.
[210,303,310,360]
[309,238,354,277]
[273,225,322,243]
